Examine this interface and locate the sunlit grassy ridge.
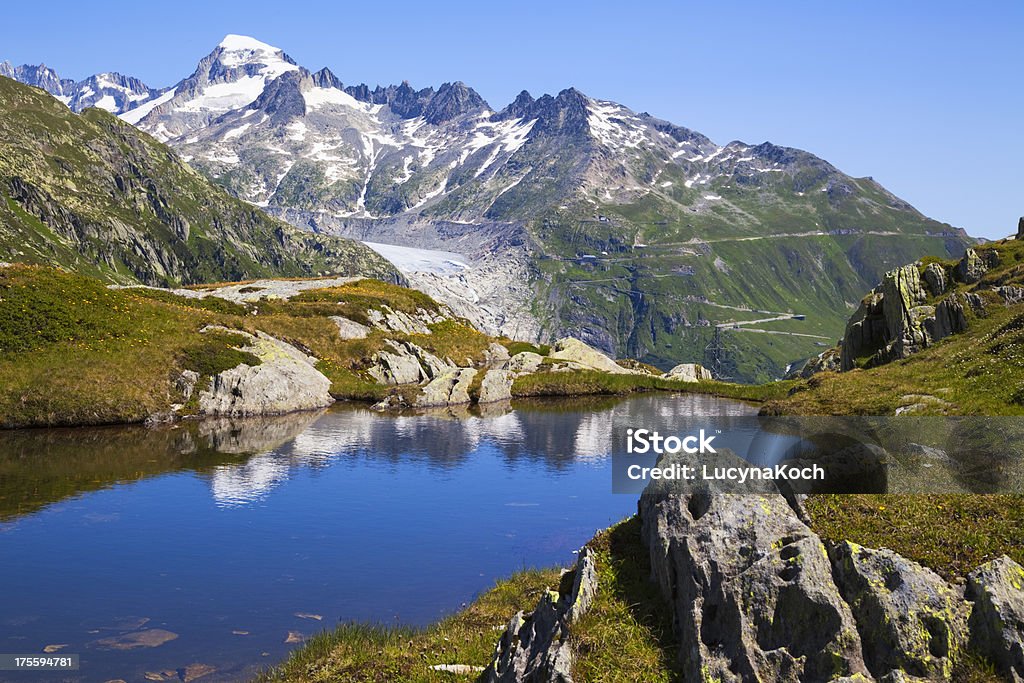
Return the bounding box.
[766,237,1024,416]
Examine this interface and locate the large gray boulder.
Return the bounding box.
[639,492,871,681]
[662,362,713,382]
[479,367,513,404]
[197,330,334,417]
[416,368,477,407]
[329,315,371,340]
[922,263,948,297]
[549,338,633,374]
[966,556,1024,680]
[925,295,969,342]
[957,249,988,284]
[830,542,967,680]
[366,346,426,385]
[506,351,545,377]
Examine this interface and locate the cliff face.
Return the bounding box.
[0,76,397,286]
[837,247,1006,371]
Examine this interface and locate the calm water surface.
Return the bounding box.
[0,394,754,682]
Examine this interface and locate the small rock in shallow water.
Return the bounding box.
[179,663,216,682]
[93,629,178,650]
[284,631,304,644]
[293,612,323,621]
[42,644,67,653]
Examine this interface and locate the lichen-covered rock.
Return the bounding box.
[882,265,931,360]
[841,263,983,371]
[329,315,370,340]
[793,347,841,378]
[923,263,949,297]
[966,555,1024,680]
[416,368,477,406]
[506,351,545,377]
[549,338,632,374]
[996,286,1024,306]
[366,346,426,385]
[479,367,513,404]
[841,290,887,371]
[483,548,597,683]
[639,492,870,681]
[197,330,334,417]
[402,341,455,379]
[957,249,988,284]
[926,295,969,342]
[662,362,713,382]
[365,305,446,335]
[830,541,968,680]
[485,342,511,365]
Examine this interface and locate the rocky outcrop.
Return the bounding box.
[925,294,970,341]
[830,542,966,679]
[840,263,986,371]
[640,492,871,681]
[639,490,1024,682]
[484,548,597,683]
[789,347,841,379]
[1018,217,1024,240]
[506,352,545,377]
[966,556,1024,680]
[329,316,370,340]
[996,286,1024,306]
[479,367,514,404]
[366,305,447,335]
[197,329,334,417]
[957,249,988,284]
[366,340,456,385]
[662,362,713,382]
[416,368,477,407]
[923,262,949,297]
[548,338,634,374]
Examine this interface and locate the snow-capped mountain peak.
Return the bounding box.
[124,35,299,140]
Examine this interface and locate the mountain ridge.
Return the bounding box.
[2,35,975,380]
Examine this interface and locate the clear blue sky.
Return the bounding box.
[2,0,1020,238]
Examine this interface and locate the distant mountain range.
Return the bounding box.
[2,35,974,380]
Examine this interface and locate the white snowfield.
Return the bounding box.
[361,241,470,275]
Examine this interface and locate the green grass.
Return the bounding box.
[806,494,1024,582]
[512,368,794,403]
[258,568,562,683]
[571,518,680,681]
[0,266,458,426]
[501,340,551,356]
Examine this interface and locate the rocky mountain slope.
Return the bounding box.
[0,76,396,286]
[6,36,975,380]
[771,225,1024,415]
